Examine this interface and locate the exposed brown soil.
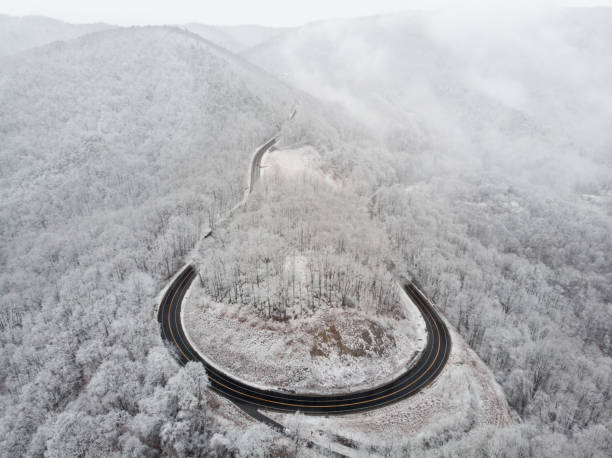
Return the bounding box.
[310,319,396,358]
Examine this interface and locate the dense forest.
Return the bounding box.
[1,8,611,457]
[0,26,344,456]
[253,10,611,454]
[196,176,399,321]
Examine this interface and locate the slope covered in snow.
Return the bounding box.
[267,322,511,453]
[0,25,355,456]
[245,9,612,185]
[241,8,612,455]
[180,133,510,451]
[182,23,289,53]
[1,8,610,457]
[0,14,113,57]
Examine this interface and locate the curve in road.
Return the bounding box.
[248,136,277,194]
[158,264,451,414]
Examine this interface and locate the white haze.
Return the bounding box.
[1,0,612,25]
[246,8,612,193]
[0,4,610,457]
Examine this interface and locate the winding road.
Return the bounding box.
[158,265,451,414]
[248,136,277,194]
[157,114,450,414]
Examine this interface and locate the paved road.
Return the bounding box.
[248,136,277,194]
[158,264,451,414]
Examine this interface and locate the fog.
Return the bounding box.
[2,0,612,25]
[246,7,611,194]
[0,3,610,457]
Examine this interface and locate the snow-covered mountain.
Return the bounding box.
[241,8,612,455]
[0,25,359,456]
[0,14,290,57]
[245,9,612,187]
[182,23,289,53]
[0,14,113,57]
[0,9,610,457]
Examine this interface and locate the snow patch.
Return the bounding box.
[261,145,341,188]
[182,279,426,394]
[265,317,511,451]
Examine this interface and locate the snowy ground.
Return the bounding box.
[204,319,511,456]
[261,145,342,187]
[261,145,319,180]
[188,143,510,455]
[205,390,295,456]
[182,141,427,392]
[266,320,512,455]
[182,281,426,393]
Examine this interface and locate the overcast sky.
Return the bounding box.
[1,0,611,26]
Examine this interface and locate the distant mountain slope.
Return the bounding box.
[182,23,289,53]
[0,15,289,57]
[0,14,113,57]
[245,9,612,184]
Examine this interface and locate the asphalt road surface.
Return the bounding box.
[248,136,277,194]
[158,264,451,414]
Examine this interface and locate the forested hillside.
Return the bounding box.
[182,23,288,54]
[0,8,610,457]
[0,14,286,59]
[245,8,612,455]
[246,9,612,185]
[197,177,399,320]
[0,25,357,456]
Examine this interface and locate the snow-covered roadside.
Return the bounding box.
[179,134,510,453]
[200,315,512,456]
[180,137,430,393]
[261,145,317,179]
[182,279,426,393]
[266,319,512,452]
[261,145,342,187]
